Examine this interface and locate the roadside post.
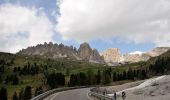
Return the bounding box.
[114,92,117,100]
[103,89,107,95]
[122,91,126,100]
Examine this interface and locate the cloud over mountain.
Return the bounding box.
[56,0,170,46]
[0,3,54,53]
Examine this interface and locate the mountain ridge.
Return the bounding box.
[17,42,170,65]
[18,42,104,64]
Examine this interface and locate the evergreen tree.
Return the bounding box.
[0,75,2,83]
[12,92,18,100]
[34,86,43,96]
[13,67,17,73]
[69,74,77,86]
[102,68,112,84]
[96,70,101,84]
[66,68,70,76]
[5,74,19,85]
[0,87,7,100]
[113,72,117,81]
[127,68,134,80]
[87,69,96,85]
[19,88,24,100]
[123,71,127,80]
[77,72,87,85]
[133,70,137,79]
[137,69,147,80]
[46,72,65,88]
[142,69,147,79]
[5,76,9,84]
[12,75,19,85]
[24,86,32,100]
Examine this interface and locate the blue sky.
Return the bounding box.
[0,0,169,53]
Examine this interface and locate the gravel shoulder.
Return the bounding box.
[105,75,170,100]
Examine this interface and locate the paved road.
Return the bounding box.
[45,88,92,100]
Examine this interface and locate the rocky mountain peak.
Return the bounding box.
[79,42,91,50]
[78,42,92,61]
[77,42,104,63]
[90,49,104,63]
[102,48,121,64]
[18,42,104,64]
[17,41,169,65]
[147,47,170,57]
[18,42,78,59]
[102,47,169,65]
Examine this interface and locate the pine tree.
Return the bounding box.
[46,72,65,88]
[96,70,101,84]
[69,74,77,86]
[0,75,2,83]
[12,92,18,100]
[5,76,9,84]
[113,72,117,81]
[13,67,17,73]
[66,68,70,76]
[102,68,111,84]
[127,68,134,80]
[137,69,146,80]
[123,71,127,80]
[19,88,24,100]
[87,69,95,85]
[77,72,87,85]
[12,75,19,85]
[34,86,43,96]
[0,87,7,100]
[24,86,32,100]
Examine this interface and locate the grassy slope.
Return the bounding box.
[0,52,108,99]
[1,50,169,99]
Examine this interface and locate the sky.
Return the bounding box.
[0,0,170,54]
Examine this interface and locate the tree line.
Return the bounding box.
[46,68,148,88]
[149,57,170,75]
[0,86,43,100]
[13,62,40,76]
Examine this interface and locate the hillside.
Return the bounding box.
[146,49,170,75]
[0,48,170,100]
[0,50,147,100]
[0,52,107,99]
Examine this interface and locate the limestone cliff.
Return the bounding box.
[78,43,104,63]
[102,48,121,64]
[102,47,169,65]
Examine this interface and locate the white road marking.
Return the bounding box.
[87,91,93,100]
[47,92,62,100]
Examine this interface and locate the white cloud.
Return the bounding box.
[0,3,54,53]
[56,0,170,46]
[129,51,144,55]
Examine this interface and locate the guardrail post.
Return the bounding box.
[89,88,118,100]
[122,91,126,100]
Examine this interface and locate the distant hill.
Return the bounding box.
[146,47,170,57]
[143,49,170,75]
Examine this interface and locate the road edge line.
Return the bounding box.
[87,92,93,100]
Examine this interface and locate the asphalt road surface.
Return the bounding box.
[45,88,92,100]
